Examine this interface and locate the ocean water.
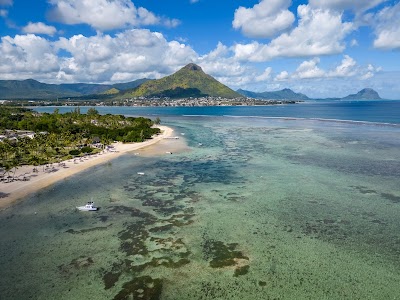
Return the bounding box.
[1,102,400,299]
[32,99,400,124]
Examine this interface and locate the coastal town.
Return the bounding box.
[103,96,301,107]
[1,96,302,107]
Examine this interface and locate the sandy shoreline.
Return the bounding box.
[0,125,187,210]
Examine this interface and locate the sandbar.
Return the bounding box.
[0,125,188,210]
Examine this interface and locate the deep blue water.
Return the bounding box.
[32,100,400,124]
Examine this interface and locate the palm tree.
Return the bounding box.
[29,155,40,168]
[10,159,19,181]
[1,139,14,162]
[3,163,13,182]
[17,136,31,165]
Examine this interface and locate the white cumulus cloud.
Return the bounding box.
[54,29,197,82]
[293,57,325,79]
[275,71,289,81]
[233,5,353,62]
[373,2,400,50]
[197,42,255,86]
[48,0,179,31]
[360,72,374,80]
[309,0,388,13]
[256,67,272,81]
[195,42,276,88]
[233,0,295,38]
[22,22,57,36]
[273,55,380,83]
[0,29,200,83]
[0,34,59,78]
[327,55,357,77]
[360,64,382,80]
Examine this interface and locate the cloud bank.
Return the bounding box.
[22,22,57,36]
[48,0,179,31]
[233,0,295,38]
[373,2,400,50]
[233,5,353,61]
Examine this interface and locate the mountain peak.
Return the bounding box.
[119,63,240,99]
[182,63,203,72]
[360,88,375,93]
[342,88,381,100]
[23,79,40,83]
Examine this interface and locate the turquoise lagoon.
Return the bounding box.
[1,102,400,299]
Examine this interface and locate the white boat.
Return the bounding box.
[76,201,98,211]
[137,172,145,175]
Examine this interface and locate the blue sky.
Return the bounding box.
[0,0,399,98]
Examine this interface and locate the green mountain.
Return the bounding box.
[0,78,149,100]
[101,88,120,95]
[109,78,150,92]
[0,79,78,99]
[341,88,381,100]
[119,63,241,99]
[237,88,309,100]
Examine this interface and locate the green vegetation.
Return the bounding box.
[237,88,310,100]
[233,265,250,277]
[151,87,207,98]
[202,239,249,268]
[0,107,160,176]
[0,78,149,100]
[112,276,163,300]
[119,63,241,99]
[101,88,120,95]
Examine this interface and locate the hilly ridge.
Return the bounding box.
[0,79,80,99]
[0,78,149,99]
[237,88,309,100]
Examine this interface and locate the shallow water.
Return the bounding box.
[1,117,400,299]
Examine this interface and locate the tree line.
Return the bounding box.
[0,107,160,177]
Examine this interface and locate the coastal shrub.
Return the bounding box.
[81,146,93,153]
[87,108,99,116]
[69,149,81,156]
[0,107,159,168]
[122,131,142,142]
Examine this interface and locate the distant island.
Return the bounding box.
[237,87,382,101]
[0,63,383,106]
[341,88,381,100]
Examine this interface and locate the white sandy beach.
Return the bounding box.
[0,125,188,210]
